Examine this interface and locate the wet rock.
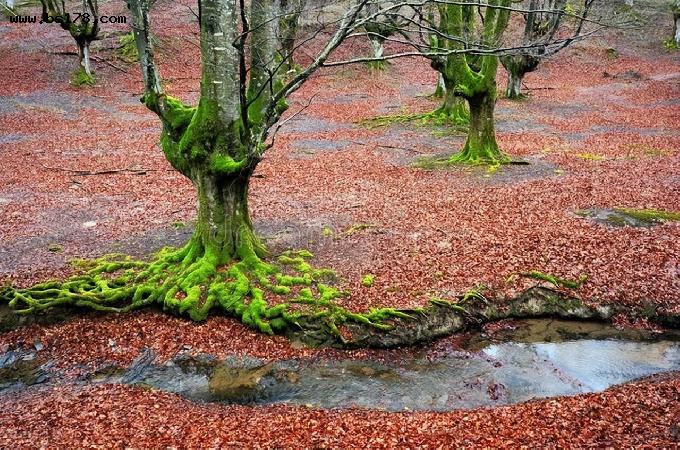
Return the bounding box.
[122,347,156,384]
[0,350,50,388]
[208,362,276,400]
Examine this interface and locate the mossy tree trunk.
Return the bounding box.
[127,0,277,273]
[146,0,276,269]
[193,171,266,265]
[435,0,511,164]
[457,92,500,162]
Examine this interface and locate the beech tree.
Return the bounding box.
[40,0,100,84]
[3,0,418,333]
[278,0,306,73]
[362,2,404,69]
[501,0,595,99]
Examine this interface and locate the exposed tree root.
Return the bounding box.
[1,244,408,336]
[294,286,680,348]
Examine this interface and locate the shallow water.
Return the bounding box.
[135,320,680,411]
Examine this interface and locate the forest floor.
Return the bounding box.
[1,0,679,447]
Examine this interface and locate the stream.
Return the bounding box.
[2,319,679,411]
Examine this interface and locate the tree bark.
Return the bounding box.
[456,93,504,163]
[369,35,384,59]
[432,73,445,98]
[278,0,305,72]
[78,41,92,76]
[437,83,468,123]
[194,171,264,265]
[506,70,523,99]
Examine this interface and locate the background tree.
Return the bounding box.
[278,0,306,73]
[40,0,99,84]
[501,0,594,99]
[362,2,404,69]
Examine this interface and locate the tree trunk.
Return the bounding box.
[506,70,524,99]
[455,93,506,163]
[437,86,468,123]
[194,171,264,265]
[78,41,92,76]
[367,35,387,69]
[370,36,384,59]
[432,73,445,98]
[7,0,14,9]
[433,72,468,124]
[675,12,680,46]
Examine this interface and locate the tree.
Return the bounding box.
[500,0,594,99]
[673,0,680,46]
[40,0,99,84]
[429,0,513,163]
[278,0,306,73]
[3,0,414,334]
[362,2,403,69]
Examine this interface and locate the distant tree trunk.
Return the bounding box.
[369,34,385,59]
[278,0,305,73]
[500,54,540,98]
[498,0,569,99]
[363,3,402,70]
[77,39,93,76]
[41,0,99,80]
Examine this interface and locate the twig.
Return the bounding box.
[91,55,130,73]
[42,165,154,176]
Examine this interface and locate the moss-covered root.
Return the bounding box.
[1,246,407,337]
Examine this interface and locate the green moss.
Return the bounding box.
[574,152,605,161]
[71,67,95,87]
[210,154,247,175]
[116,32,139,63]
[664,39,679,52]
[1,241,407,337]
[322,227,333,237]
[625,144,671,158]
[345,223,374,235]
[522,271,588,290]
[365,60,390,71]
[361,274,375,287]
[411,150,511,169]
[613,208,680,223]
